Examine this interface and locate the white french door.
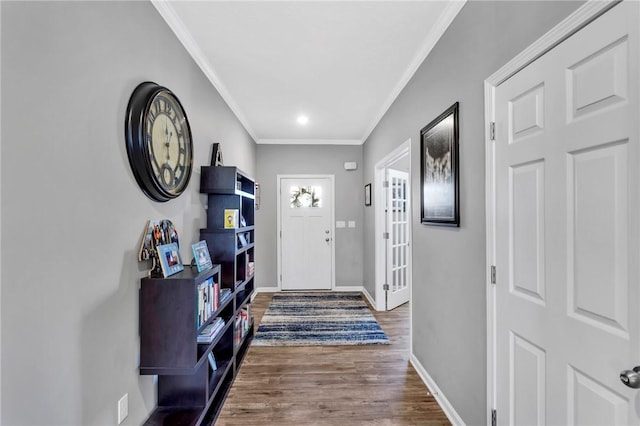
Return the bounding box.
[279,176,334,291]
[492,2,640,424]
[386,169,410,310]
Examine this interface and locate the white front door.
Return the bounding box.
[494,2,639,424]
[386,169,410,310]
[279,176,333,291]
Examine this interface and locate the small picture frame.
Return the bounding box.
[157,242,184,277]
[224,209,239,229]
[192,240,213,272]
[364,183,372,206]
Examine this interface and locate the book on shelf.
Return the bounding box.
[234,316,243,347]
[213,282,220,311]
[240,305,251,334]
[208,352,217,371]
[246,258,255,278]
[198,317,225,344]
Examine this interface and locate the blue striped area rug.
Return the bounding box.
[252,292,390,346]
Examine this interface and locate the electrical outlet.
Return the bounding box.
[117,394,128,424]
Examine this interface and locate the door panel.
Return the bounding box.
[495,2,639,424]
[280,177,332,290]
[386,169,410,310]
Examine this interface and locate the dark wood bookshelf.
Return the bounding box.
[140,167,256,425]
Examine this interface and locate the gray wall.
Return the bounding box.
[1,1,255,424]
[255,144,363,289]
[362,1,583,424]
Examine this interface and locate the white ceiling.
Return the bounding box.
[152,1,465,145]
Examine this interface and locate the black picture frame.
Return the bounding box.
[420,102,459,227]
[364,183,372,206]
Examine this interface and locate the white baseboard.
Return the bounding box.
[333,286,364,292]
[254,286,364,293]
[410,353,465,426]
[362,287,376,309]
[254,286,280,293]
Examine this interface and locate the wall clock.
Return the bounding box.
[125,81,193,202]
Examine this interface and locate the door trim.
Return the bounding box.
[374,139,412,311]
[276,174,336,291]
[484,1,619,423]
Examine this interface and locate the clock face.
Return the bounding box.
[146,91,191,194]
[125,82,193,202]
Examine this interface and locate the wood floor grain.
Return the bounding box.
[215,292,451,426]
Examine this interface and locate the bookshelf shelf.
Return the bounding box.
[139,166,256,426]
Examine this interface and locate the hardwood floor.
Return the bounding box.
[216,292,451,425]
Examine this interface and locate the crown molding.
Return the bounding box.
[360,0,466,143]
[151,0,258,142]
[257,138,363,145]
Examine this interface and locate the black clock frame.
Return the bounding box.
[125,81,193,202]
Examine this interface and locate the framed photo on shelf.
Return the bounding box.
[420,102,460,227]
[364,183,372,206]
[224,209,239,229]
[157,242,184,277]
[191,240,213,272]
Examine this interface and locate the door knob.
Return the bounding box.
[620,366,640,388]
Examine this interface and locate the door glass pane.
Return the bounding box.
[290,186,322,208]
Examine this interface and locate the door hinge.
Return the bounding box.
[491,409,497,426]
[382,232,390,240]
[279,274,282,283]
[491,265,496,284]
[280,230,282,238]
[383,180,389,188]
[490,122,496,141]
[383,283,390,291]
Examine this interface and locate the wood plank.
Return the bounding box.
[215,293,451,425]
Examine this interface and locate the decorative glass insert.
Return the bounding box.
[290,186,321,208]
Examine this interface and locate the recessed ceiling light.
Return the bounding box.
[297,115,309,125]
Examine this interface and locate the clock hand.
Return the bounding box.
[166,129,173,162]
[164,117,171,161]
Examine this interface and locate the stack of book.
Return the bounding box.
[246,261,255,278]
[197,277,219,328]
[234,304,252,347]
[220,288,232,305]
[197,317,225,344]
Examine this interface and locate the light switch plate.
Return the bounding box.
[118,394,128,424]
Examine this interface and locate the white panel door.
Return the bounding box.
[495,2,639,424]
[280,177,333,290]
[386,169,410,310]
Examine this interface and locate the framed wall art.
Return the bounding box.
[420,102,459,227]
